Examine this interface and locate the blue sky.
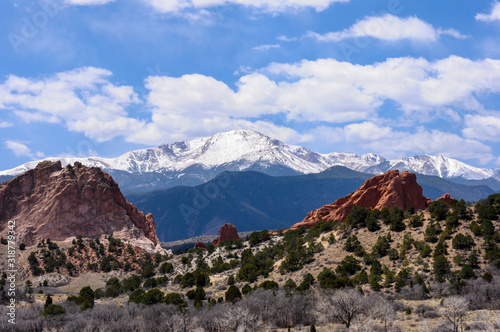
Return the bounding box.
[1,0,500,171]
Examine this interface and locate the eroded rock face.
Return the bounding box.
[212,223,241,246]
[292,170,431,229]
[0,161,160,251]
[436,193,455,206]
[194,242,207,250]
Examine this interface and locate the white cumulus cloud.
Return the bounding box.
[0,67,143,142]
[4,141,45,159]
[344,123,494,164]
[463,114,500,142]
[476,1,500,22]
[306,14,467,42]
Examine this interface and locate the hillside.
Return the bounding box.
[128,167,495,242]
[3,191,500,331]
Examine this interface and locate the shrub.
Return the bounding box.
[428,201,450,221]
[460,264,475,279]
[433,254,450,282]
[284,278,297,292]
[297,273,314,292]
[481,272,493,282]
[424,226,438,243]
[78,286,95,311]
[129,289,145,304]
[225,285,242,303]
[159,262,174,274]
[163,292,187,310]
[452,234,475,250]
[227,275,235,285]
[122,275,142,292]
[143,278,158,289]
[247,230,271,247]
[372,235,390,257]
[346,205,370,228]
[366,214,381,232]
[389,248,399,261]
[242,284,253,295]
[344,235,364,256]
[42,304,66,317]
[419,243,432,258]
[238,264,259,283]
[186,286,206,305]
[259,280,279,290]
[318,267,353,289]
[279,245,314,273]
[410,214,424,228]
[389,206,406,232]
[433,240,448,257]
[142,289,164,305]
[336,255,361,276]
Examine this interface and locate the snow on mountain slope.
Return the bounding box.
[321,152,387,173]
[0,130,498,185]
[383,155,496,180]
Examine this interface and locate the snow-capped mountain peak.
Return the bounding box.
[1,130,498,192]
[386,154,495,180]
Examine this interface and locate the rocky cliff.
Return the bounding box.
[436,193,456,205]
[0,161,161,252]
[212,224,241,246]
[292,170,431,229]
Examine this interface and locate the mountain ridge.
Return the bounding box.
[1,129,499,192]
[128,166,495,241]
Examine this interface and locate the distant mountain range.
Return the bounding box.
[128,166,495,242]
[1,129,500,192]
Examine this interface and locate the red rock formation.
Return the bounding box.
[292,170,430,229]
[0,161,160,251]
[212,223,241,246]
[194,242,207,250]
[436,193,455,206]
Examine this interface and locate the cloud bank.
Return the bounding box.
[1,55,500,163]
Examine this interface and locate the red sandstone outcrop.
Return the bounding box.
[292,170,431,229]
[0,161,161,252]
[194,242,207,250]
[436,193,455,205]
[212,223,241,246]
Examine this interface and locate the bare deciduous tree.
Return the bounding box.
[323,288,366,331]
[368,296,396,332]
[351,316,376,332]
[442,296,469,332]
[142,304,176,332]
